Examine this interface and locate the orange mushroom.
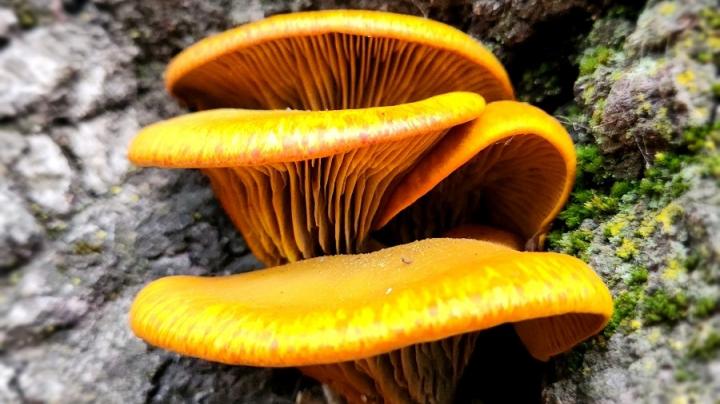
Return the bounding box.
[131,10,517,265]
[164,10,513,111]
[128,10,613,404]
[131,238,612,403]
[130,92,487,265]
[375,100,576,250]
[130,96,612,402]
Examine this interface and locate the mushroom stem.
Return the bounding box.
[301,333,478,404]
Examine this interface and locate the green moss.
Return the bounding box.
[518,61,563,105]
[693,297,718,318]
[606,4,640,19]
[694,123,720,183]
[616,238,638,260]
[683,125,717,153]
[582,85,597,105]
[702,154,720,181]
[642,290,689,325]
[558,190,619,229]
[674,367,699,382]
[712,83,720,98]
[610,181,633,198]
[684,251,703,272]
[688,331,720,360]
[589,98,607,128]
[547,228,593,260]
[579,46,613,76]
[700,7,720,30]
[636,152,691,207]
[695,51,713,63]
[603,289,641,337]
[627,266,649,287]
[575,144,613,187]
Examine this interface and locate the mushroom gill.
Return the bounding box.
[129,95,611,403]
[129,92,486,265]
[375,101,576,249]
[164,10,513,111]
[127,10,614,404]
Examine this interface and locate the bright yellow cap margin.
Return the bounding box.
[130,238,612,366]
[128,92,485,168]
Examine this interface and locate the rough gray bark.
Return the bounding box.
[0,0,717,403]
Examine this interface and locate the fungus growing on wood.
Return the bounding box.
[375,101,576,249]
[129,92,486,265]
[164,9,513,111]
[129,96,611,402]
[131,238,612,403]
[128,10,614,404]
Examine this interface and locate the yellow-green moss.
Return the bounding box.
[11,2,37,29]
[692,297,718,318]
[687,331,720,360]
[616,238,638,260]
[547,228,593,261]
[579,46,614,76]
[642,290,689,325]
[604,214,630,239]
[627,266,649,286]
[662,258,685,281]
[604,289,642,337]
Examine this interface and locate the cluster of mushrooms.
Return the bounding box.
[128,10,613,404]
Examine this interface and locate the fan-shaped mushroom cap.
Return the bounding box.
[165,10,513,110]
[130,238,612,366]
[376,101,576,248]
[129,92,486,265]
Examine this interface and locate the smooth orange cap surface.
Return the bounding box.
[128,92,486,168]
[130,238,612,366]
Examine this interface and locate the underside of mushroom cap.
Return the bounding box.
[165,10,513,110]
[375,101,576,248]
[128,92,486,265]
[130,238,612,367]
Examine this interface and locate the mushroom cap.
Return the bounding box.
[130,238,612,366]
[164,10,513,110]
[128,92,487,264]
[374,101,576,245]
[128,92,485,168]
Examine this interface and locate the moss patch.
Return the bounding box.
[642,291,689,325]
[578,46,614,76]
[603,289,642,337]
[687,331,720,360]
[692,297,718,318]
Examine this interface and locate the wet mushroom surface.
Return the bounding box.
[127,10,614,404]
